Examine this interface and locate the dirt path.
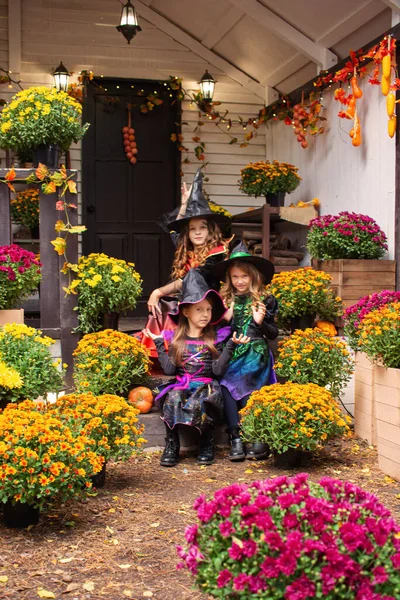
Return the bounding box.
[0,437,399,600]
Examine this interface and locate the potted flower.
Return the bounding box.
[10,188,40,238]
[238,160,301,207]
[52,393,146,487]
[344,290,400,352]
[275,328,354,399]
[0,400,104,527]
[0,245,41,325]
[73,329,151,396]
[65,253,143,334]
[240,382,350,468]
[0,323,64,406]
[0,86,89,167]
[177,473,400,598]
[307,212,395,307]
[357,302,400,480]
[266,267,343,330]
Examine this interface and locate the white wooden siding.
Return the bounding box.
[264,66,396,258]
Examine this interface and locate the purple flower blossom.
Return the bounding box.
[178,474,400,597]
[217,569,232,588]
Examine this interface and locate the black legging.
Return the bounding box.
[222,386,250,434]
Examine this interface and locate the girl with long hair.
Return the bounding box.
[147,169,231,318]
[211,242,278,462]
[143,270,249,467]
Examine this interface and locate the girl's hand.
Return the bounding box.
[181,182,192,204]
[224,301,234,322]
[142,328,162,341]
[147,289,163,317]
[232,331,251,345]
[252,302,266,325]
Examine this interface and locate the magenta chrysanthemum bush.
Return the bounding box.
[177,474,400,599]
[307,212,388,259]
[344,290,400,351]
[0,244,41,309]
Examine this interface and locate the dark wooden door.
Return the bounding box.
[82,78,180,316]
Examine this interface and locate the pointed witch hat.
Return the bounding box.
[210,240,275,285]
[160,169,231,234]
[169,269,227,325]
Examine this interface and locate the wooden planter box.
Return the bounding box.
[0,309,24,326]
[374,364,400,481]
[354,352,376,445]
[311,259,396,308]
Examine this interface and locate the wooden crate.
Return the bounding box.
[374,364,400,481]
[354,352,376,445]
[312,259,396,308]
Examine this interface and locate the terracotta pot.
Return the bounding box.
[0,309,24,327]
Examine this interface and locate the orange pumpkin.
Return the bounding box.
[128,386,154,413]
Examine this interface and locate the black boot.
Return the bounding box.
[227,427,245,461]
[160,425,180,467]
[245,442,270,460]
[197,429,215,465]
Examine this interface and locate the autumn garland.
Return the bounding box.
[0,164,82,273]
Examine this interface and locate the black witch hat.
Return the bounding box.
[210,240,275,285]
[159,169,231,234]
[169,269,227,325]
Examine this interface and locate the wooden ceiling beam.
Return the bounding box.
[227,0,337,68]
[381,0,400,13]
[133,1,265,99]
[201,6,244,49]
[262,0,386,88]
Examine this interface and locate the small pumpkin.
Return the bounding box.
[128,386,154,413]
[315,320,337,337]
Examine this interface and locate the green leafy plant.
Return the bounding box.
[0,400,104,510]
[0,86,89,152]
[239,161,301,197]
[177,473,400,599]
[266,267,343,326]
[73,329,151,396]
[0,244,41,309]
[357,302,400,368]
[274,328,354,398]
[307,212,388,259]
[51,393,146,463]
[66,253,143,334]
[240,382,350,453]
[0,323,64,403]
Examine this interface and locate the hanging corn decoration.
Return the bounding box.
[383,36,396,137]
[348,68,362,146]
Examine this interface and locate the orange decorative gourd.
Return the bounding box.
[315,320,337,337]
[128,386,154,413]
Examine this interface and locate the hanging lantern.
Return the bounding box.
[117,0,142,44]
[199,70,216,102]
[53,61,70,92]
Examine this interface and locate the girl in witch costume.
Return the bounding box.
[142,270,250,467]
[147,169,231,319]
[211,242,278,462]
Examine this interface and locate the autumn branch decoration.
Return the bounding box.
[0,165,83,271]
